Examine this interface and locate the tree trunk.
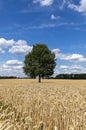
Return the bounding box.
[38,75,41,83]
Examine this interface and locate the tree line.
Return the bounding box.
[0,76,17,79]
[55,74,86,79]
[1,74,86,79]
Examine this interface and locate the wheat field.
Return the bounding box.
[0,79,86,130]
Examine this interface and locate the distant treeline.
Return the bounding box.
[0,76,17,79]
[55,74,86,79]
[1,74,86,79]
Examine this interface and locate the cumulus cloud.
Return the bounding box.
[52,48,86,62]
[9,45,32,55]
[68,0,86,13]
[53,64,86,76]
[0,66,26,77]
[5,60,23,66]
[52,48,60,54]
[33,0,54,6]
[3,60,23,70]
[62,54,86,62]
[58,65,86,74]
[15,40,27,45]
[0,38,14,48]
[60,65,83,69]
[0,38,32,55]
[1,60,26,77]
[9,40,32,55]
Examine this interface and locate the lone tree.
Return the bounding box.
[23,44,56,82]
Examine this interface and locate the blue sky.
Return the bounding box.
[1,0,86,77]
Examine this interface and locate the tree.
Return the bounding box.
[23,44,56,82]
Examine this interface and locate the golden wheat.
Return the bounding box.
[0,79,86,130]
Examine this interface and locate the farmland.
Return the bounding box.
[0,79,86,130]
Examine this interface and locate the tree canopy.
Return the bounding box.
[23,44,56,82]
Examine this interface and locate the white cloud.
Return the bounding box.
[52,48,86,62]
[58,64,86,74]
[60,65,83,69]
[52,48,60,54]
[1,60,26,77]
[60,65,69,69]
[54,64,86,76]
[2,60,23,71]
[62,54,86,62]
[5,60,23,66]
[68,0,86,13]
[51,14,57,20]
[15,40,27,45]
[51,14,61,20]
[9,40,32,55]
[0,38,32,55]
[33,0,54,6]
[0,66,26,77]
[9,45,32,55]
[0,38,14,48]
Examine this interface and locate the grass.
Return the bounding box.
[0,79,86,130]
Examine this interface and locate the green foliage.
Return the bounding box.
[55,74,86,79]
[23,44,56,82]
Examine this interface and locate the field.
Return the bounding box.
[0,79,86,130]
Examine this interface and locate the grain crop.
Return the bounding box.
[0,79,86,130]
